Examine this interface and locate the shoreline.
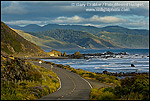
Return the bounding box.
[27,58,149,79]
[24,50,149,76]
[24,49,149,60]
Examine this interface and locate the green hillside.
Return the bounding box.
[1,22,47,57]
[101,26,149,36]
[12,29,52,49]
[12,29,81,50]
[8,24,149,36]
[28,29,121,49]
[96,31,149,49]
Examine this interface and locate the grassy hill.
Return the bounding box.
[12,29,52,49]
[1,22,47,57]
[12,29,81,50]
[95,31,149,49]
[27,29,121,49]
[100,26,149,36]
[1,22,61,100]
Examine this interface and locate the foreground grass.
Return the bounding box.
[1,55,60,100]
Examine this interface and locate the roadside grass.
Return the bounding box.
[1,56,60,100]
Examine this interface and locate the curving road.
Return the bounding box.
[31,61,92,100]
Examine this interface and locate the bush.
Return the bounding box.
[1,56,60,100]
[90,74,149,100]
[98,91,116,100]
[90,88,116,100]
[114,75,149,100]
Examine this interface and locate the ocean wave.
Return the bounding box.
[135,66,149,68]
[135,61,149,63]
[94,66,137,69]
[100,64,131,67]
[135,65,149,67]
[63,62,75,65]
[43,52,149,73]
[94,67,138,70]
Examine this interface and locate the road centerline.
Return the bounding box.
[54,67,77,99]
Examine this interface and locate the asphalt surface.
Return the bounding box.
[30,61,92,100]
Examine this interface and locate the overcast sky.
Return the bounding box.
[1,1,149,29]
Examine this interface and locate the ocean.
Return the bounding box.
[42,49,149,73]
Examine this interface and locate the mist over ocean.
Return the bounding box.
[43,49,149,73]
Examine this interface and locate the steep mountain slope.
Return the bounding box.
[28,29,122,49]
[96,31,149,49]
[12,29,81,50]
[101,26,149,36]
[12,29,52,49]
[1,22,46,56]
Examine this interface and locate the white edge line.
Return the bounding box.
[52,68,61,92]
[62,68,93,89]
[53,66,92,91]
[57,76,62,91]
[77,75,93,89]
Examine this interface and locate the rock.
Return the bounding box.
[131,64,135,67]
[84,57,89,60]
[117,52,129,55]
[47,49,62,56]
[103,70,108,74]
[63,52,67,57]
[104,51,114,55]
[72,51,83,59]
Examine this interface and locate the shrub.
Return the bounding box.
[98,91,116,100]
[114,75,149,100]
[90,88,116,100]
[1,56,60,100]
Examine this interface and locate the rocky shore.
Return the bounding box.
[30,51,130,59]
[24,50,148,60]
[83,51,130,59]
[96,70,149,78]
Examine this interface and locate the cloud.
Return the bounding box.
[122,21,149,29]
[5,20,43,26]
[4,14,148,30]
[89,15,126,23]
[2,2,27,14]
[51,15,85,23]
[82,23,103,28]
[51,15,126,24]
[1,1,148,29]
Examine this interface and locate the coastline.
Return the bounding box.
[27,58,149,79]
[24,49,149,76]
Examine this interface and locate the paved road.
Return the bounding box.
[30,61,92,100]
